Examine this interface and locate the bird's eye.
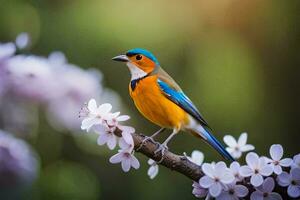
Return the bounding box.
[136,55,142,60]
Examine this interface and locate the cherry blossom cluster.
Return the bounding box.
[0,33,119,132]
[80,99,140,172]
[192,137,300,199]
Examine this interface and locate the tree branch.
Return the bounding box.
[133,133,203,181]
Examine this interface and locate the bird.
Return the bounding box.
[112,48,234,162]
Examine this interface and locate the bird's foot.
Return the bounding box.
[136,136,156,151]
[154,143,168,163]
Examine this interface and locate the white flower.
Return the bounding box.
[147,159,159,179]
[15,32,30,49]
[187,150,204,166]
[109,149,140,172]
[80,99,112,131]
[94,125,118,150]
[277,168,300,198]
[229,161,243,182]
[216,182,248,200]
[265,144,293,175]
[223,132,255,159]
[192,181,208,198]
[239,152,273,187]
[200,162,235,197]
[251,177,282,200]
[291,154,300,169]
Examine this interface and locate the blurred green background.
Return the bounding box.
[0,0,299,199]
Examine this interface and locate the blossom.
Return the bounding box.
[265,144,292,175]
[250,177,282,200]
[192,181,208,198]
[15,32,30,49]
[0,130,38,188]
[229,161,243,182]
[223,132,254,159]
[291,154,300,169]
[147,159,159,179]
[109,149,140,172]
[216,182,248,200]
[277,168,300,198]
[187,150,204,166]
[95,125,118,150]
[80,99,112,131]
[200,162,235,197]
[239,152,273,187]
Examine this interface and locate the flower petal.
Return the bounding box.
[191,150,204,166]
[270,144,283,161]
[202,163,215,178]
[97,133,109,145]
[246,152,259,168]
[277,172,291,187]
[116,115,130,121]
[279,158,293,167]
[199,176,214,188]
[209,182,222,197]
[268,192,283,200]
[262,177,275,193]
[106,134,117,150]
[87,99,97,111]
[291,168,300,180]
[148,165,159,179]
[81,117,99,131]
[235,185,248,197]
[121,130,134,147]
[238,132,248,146]
[260,165,274,176]
[121,158,131,172]
[230,161,240,174]
[232,151,242,159]
[288,185,300,198]
[109,153,123,164]
[220,170,235,184]
[273,165,282,175]
[130,154,140,169]
[239,166,253,177]
[240,144,255,152]
[251,174,264,187]
[223,135,237,147]
[97,103,112,115]
[250,191,264,200]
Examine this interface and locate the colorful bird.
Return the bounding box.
[112,48,234,161]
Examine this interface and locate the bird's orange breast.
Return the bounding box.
[129,76,189,129]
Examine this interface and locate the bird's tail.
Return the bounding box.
[189,125,235,162]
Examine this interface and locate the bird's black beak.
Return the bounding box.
[112,54,129,62]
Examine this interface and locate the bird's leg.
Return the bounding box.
[136,128,165,151]
[155,129,178,163]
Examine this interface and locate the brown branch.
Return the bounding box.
[132,133,203,181]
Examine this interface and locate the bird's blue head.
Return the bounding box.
[125,48,160,66]
[112,48,160,77]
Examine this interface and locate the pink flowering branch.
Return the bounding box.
[80,99,300,200]
[128,131,297,200]
[117,129,204,180]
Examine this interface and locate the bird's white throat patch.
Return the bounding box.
[126,62,147,80]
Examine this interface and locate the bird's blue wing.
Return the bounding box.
[157,79,210,128]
